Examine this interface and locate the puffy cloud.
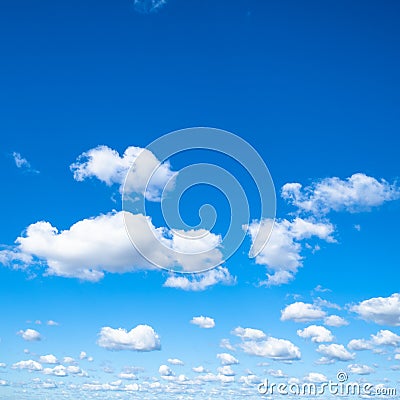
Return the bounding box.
[231,327,266,341]
[63,357,75,364]
[70,145,175,202]
[324,315,349,327]
[2,211,225,282]
[39,355,58,364]
[12,360,43,371]
[371,330,400,346]
[240,337,301,360]
[17,329,41,342]
[297,325,333,343]
[350,293,400,326]
[347,339,374,351]
[118,372,138,380]
[304,372,328,383]
[317,344,355,362]
[46,320,58,326]
[163,267,234,291]
[190,316,215,329]
[218,366,235,376]
[43,365,67,377]
[97,325,161,351]
[281,302,326,323]
[348,364,374,375]
[220,338,235,351]
[167,358,184,366]
[159,364,174,376]
[217,353,239,366]
[282,173,400,215]
[247,218,334,285]
[268,369,287,378]
[192,365,206,373]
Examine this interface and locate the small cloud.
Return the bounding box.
[17,329,41,342]
[133,0,167,14]
[12,152,39,174]
[190,316,215,329]
[46,320,59,326]
[354,224,361,231]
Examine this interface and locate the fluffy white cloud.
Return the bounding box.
[190,316,215,329]
[351,293,400,326]
[192,365,206,373]
[297,325,333,343]
[163,267,234,291]
[220,338,235,351]
[17,329,41,342]
[304,372,328,383]
[218,365,235,376]
[70,145,176,202]
[217,353,239,365]
[247,218,334,285]
[118,372,138,380]
[63,356,75,364]
[281,302,326,322]
[347,339,374,351]
[324,315,349,327]
[12,360,43,371]
[371,330,400,346]
[159,364,174,376]
[268,369,287,378]
[46,320,58,326]
[240,337,301,360]
[348,364,374,375]
[167,358,184,366]
[231,327,266,340]
[97,325,161,351]
[39,354,58,364]
[43,365,67,376]
[282,173,400,215]
[317,344,355,362]
[2,211,225,282]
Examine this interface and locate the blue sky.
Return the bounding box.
[1,0,400,398]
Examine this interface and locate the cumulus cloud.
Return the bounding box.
[347,364,374,375]
[192,365,206,373]
[304,372,328,383]
[247,218,334,285]
[190,316,215,329]
[167,358,184,366]
[217,353,239,366]
[371,330,400,346]
[70,145,175,202]
[347,339,374,351]
[232,327,267,341]
[324,315,349,327]
[282,173,400,215]
[163,267,234,291]
[240,336,301,360]
[281,302,326,323]
[350,293,400,326]
[12,360,43,371]
[317,344,355,362]
[218,365,236,376]
[43,365,67,377]
[97,325,161,351]
[39,354,58,364]
[297,325,333,343]
[17,329,41,342]
[159,364,174,376]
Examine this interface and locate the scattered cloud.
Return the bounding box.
[304,372,328,383]
[39,354,58,364]
[231,327,266,341]
[97,325,161,351]
[371,330,400,346]
[217,353,239,365]
[324,315,349,327]
[240,336,301,360]
[347,339,374,351]
[159,364,174,376]
[297,325,333,343]
[167,358,184,366]
[12,360,43,371]
[190,316,215,329]
[17,329,41,342]
[350,293,400,326]
[282,173,400,215]
[317,344,355,362]
[347,364,374,375]
[247,218,334,285]
[281,302,326,323]
[12,152,39,174]
[133,0,167,14]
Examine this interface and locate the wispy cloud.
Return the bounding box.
[133,0,167,14]
[12,152,39,174]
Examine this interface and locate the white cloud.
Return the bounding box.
[268,369,287,378]
[240,337,301,360]
[217,353,239,365]
[12,360,43,371]
[317,344,355,362]
[70,145,175,202]
[159,364,174,376]
[192,365,206,373]
[133,0,167,14]
[324,315,349,327]
[350,293,400,326]
[220,338,235,351]
[371,330,400,346]
[347,339,374,351]
[46,320,58,326]
[79,351,88,360]
[97,325,161,351]
[163,267,234,291]
[247,218,334,285]
[118,372,138,380]
[43,365,67,377]
[347,364,374,375]
[231,327,266,341]
[167,358,184,366]
[281,302,326,323]
[190,316,215,329]
[63,357,75,364]
[218,365,236,376]
[282,173,400,214]
[39,354,58,364]
[17,329,41,342]
[12,152,39,174]
[297,325,333,343]
[304,372,328,383]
